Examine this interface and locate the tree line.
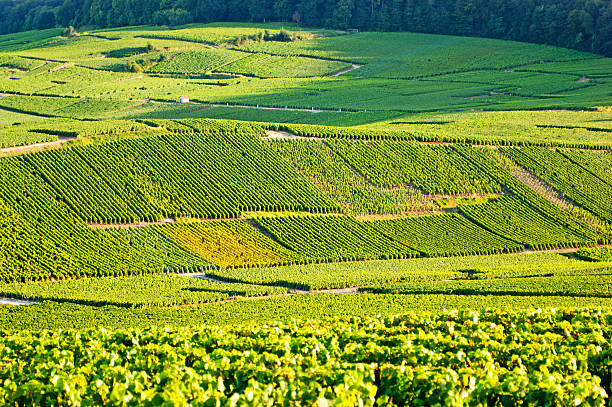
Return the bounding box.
[1,0,611,56]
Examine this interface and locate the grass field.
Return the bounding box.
[1,23,611,405]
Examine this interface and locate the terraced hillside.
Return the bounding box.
[0,118,609,284]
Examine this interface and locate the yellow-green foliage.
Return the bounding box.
[160,220,299,268]
[0,309,610,405]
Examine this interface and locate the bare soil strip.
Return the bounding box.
[165,293,291,308]
[89,216,241,229]
[89,218,175,229]
[118,74,143,82]
[355,211,445,221]
[263,130,318,140]
[329,64,362,77]
[0,137,71,156]
[50,63,73,73]
[0,297,37,306]
[207,72,245,78]
[177,273,228,284]
[1,128,161,158]
[291,287,359,294]
[464,94,490,99]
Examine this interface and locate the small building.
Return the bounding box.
[179,96,189,103]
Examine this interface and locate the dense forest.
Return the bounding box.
[1,0,611,56]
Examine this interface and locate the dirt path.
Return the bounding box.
[89,218,175,229]
[355,211,444,221]
[0,137,71,156]
[208,102,324,113]
[88,216,241,229]
[165,293,292,308]
[263,130,318,140]
[329,64,362,77]
[0,297,37,306]
[464,94,491,99]
[50,63,73,73]
[164,278,360,309]
[1,128,162,158]
[177,273,229,284]
[524,243,610,255]
[291,287,359,294]
[118,74,143,82]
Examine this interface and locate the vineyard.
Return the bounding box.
[0,158,154,283]
[102,227,214,273]
[457,196,595,249]
[255,215,419,262]
[452,145,604,242]
[269,139,430,215]
[0,274,287,308]
[501,147,612,223]
[207,252,593,290]
[363,269,612,297]
[147,48,246,75]
[576,246,612,262]
[1,309,610,405]
[327,140,501,194]
[560,149,612,186]
[0,25,610,128]
[147,105,401,127]
[0,118,609,283]
[0,23,611,405]
[22,129,336,222]
[0,95,139,120]
[376,110,612,149]
[159,220,298,268]
[368,213,522,256]
[218,52,350,78]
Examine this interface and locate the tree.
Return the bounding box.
[61,25,76,36]
[34,7,57,29]
[330,0,355,29]
[453,0,477,35]
[153,8,192,26]
[0,0,611,56]
[292,10,301,25]
[272,0,295,21]
[193,0,227,23]
[593,2,612,56]
[128,60,143,72]
[56,0,76,27]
